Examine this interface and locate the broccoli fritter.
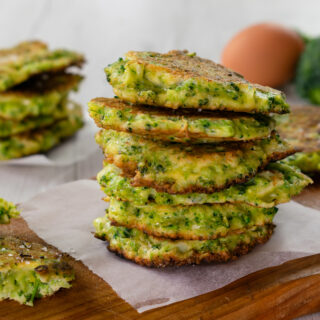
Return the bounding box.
[94,216,274,267]
[105,50,289,114]
[0,72,82,121]
[107,197,277,240]
[89,97,275,143]
[98,162,312,207]
[276,105,320,173]
[0,237,74,306]
[96,129,294,194]
[0,101,83,160]
[0,41,84,91]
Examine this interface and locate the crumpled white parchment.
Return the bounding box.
[19,180,320,313]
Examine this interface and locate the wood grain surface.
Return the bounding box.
[0,179,320,320]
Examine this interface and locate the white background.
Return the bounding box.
[0,0,320,202]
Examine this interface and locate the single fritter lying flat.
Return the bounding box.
[0,237,74,306]
[98,162,312,208]
[0,101,83,160]
[0,72,82,121]
[89,97,275,143]
[105,50,289,114]
[96,129,295,194]
[276,105,320,173]
[94,216,274,267]
[0,102,68,138]
[107,197,277,240]
[0,41,84,92]
[0,198,20,224]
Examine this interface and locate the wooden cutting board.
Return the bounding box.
[1,179,320,320]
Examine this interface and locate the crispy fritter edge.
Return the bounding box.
[103,148,295,194]
[108,216,273,241]
[95,224,275,267]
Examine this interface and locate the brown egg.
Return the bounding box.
[221,23,305,88]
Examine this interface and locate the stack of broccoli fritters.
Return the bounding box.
[0,41,85,160]
[89,50,312,267]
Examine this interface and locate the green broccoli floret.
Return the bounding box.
[0,198,20,224]
[295,37,320,105]
[295,30,312,45]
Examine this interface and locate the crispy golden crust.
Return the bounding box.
[0,236,73,274]
[0,41,84,69]
[104,147,295,194]
[89,97,275,143]
[98,162,312,207]
[126,50,281,95]
[3,72,83,97]
[0,41,84,91]
[0,41,47,63]
[96,128,295,194]
[0,236,74,305]
[106,50,289,114]
[98,225,274,267]
[90,97,268,120]
[277,105,320,153]
[108,218,272,241]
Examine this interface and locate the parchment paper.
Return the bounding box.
[19,180,320,313]
[0,120,99,166]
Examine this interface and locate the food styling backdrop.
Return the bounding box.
[0,0,319,199]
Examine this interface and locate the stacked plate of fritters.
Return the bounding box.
[89,50,312,267]
[0,41,85,160]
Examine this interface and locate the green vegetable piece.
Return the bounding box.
[296,37,320,105]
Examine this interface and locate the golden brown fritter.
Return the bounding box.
[0,72,83,121]
[98,162,312,207]
[277,105,320,153]
[89,97,275,143]
[96,129,295,194]
[107,197,277,240]
[276,105,320,173]
[94,216,274,268]
[0,101,83,160]
[0,236,74,305]
[105,50,289,114]
[0,41,84,91]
